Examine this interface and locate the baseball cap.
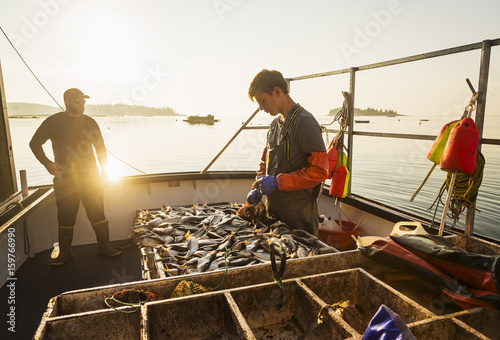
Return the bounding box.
[63,88,90,101]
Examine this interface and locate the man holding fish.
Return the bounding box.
[246,70,328,236]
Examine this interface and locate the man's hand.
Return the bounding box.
[246,188,262,204]
[257,176,278,195]
[46,162,63,178]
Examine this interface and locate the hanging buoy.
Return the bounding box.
[329,153,350,198]
[440,117,479,174]
[427,120,460,164]
[411,119,459,202]
[326,137,339,179]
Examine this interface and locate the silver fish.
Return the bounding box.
[185,237,199,258]
[138,235,164,247]
[197,250,217,272]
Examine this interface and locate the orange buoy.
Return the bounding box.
[440,117,479,174]
[427,120,460,164]
[329,152,350,198]
[326,138,339,179]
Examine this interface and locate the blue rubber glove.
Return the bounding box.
[257,176,279,195]
[246,188,262,204]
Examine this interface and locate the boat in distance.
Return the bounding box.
[182,114,220,125]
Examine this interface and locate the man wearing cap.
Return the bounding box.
[30,88,121,266]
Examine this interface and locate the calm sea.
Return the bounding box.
[8,113,500,240]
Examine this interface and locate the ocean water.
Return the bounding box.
[8,113,500,240]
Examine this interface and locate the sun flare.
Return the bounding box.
[103,157,124,181]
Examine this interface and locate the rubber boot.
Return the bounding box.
[92,219,122,257]
[50,226,74,266]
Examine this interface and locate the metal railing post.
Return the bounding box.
[347,67,357,196]
[464,39,492,237]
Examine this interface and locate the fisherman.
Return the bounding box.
[29,88,121,266]
[246,69,328,236]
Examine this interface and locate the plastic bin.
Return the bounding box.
[318,220,359,251]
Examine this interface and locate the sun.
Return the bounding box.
[103,157,124,182]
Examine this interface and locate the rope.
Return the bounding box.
[212,248,232,290]
[429,150,485,228]
[297,304,336,339]
[106,149,147,175]
[104,296,144,314]
[1,26,64,110]
[440,150,484,226]
[322,91,350,132]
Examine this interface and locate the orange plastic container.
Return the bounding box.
[427,120,459,164]
[326,138,339,179]
[318,220,359,251]
[440,117,479,174]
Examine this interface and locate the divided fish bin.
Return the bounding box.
[228,278,356,339]
[452,308,500,340]
[145,292,244,339]
[408,318,492,340]
[35,257,500,339]
[36,307,142,340]
[38,251,381,318]
[299,268,435,335]
[134,203,336,280]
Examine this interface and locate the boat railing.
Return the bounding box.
[202,38,500,235]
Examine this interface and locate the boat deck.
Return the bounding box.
[0,239,141,339]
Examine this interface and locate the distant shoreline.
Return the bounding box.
[6,102,184,118]
[8,114,185,118]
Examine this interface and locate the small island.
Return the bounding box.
[328,107,402,117]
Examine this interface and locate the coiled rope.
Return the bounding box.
[429,150,485,228]
[322,91,350,144]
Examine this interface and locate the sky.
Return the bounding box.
[1,0,499,117]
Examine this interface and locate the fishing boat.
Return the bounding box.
[1,38,500,339]
[182,114,219,125]
[354,119,370,123]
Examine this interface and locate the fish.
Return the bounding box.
[246,238,261,252]
[185,237,199,258]
[197,250,217,272]
[191,225,208,239]
[184,257,200,267]
[147,217,164,228]
[164,236,175,245]
[180,215,208,224]
[153,226,174,235]
[217,233,236,252]
[197,239,220,247]
[137,235,164,247]
[131,202,328,276]
[208,257,227,271]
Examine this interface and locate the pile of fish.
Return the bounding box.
[131,203,329,276]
